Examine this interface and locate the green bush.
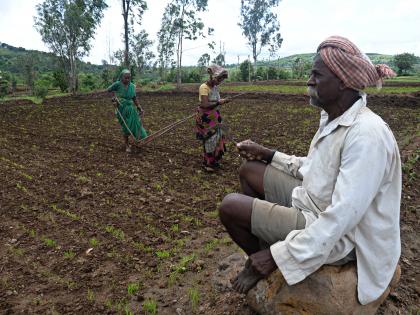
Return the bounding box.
[239,60,253,82]
[53,69,68,92]
[80,73,97,91]
[34,79,50,99]
[34,85,48,100]
[101,68,113,88]
[278,68,291,80]
[0,78,9,97]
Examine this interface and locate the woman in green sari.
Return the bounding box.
[107,69,147,152]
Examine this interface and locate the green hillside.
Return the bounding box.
[247,53,396,69]
[0,42,104,79]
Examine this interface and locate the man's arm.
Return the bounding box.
[237,140,306,178]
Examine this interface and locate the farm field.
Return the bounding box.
[0,90,419,314]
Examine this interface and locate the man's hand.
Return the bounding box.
[237,139,275,162]
[249,249,277,277]
[137,107,144,117]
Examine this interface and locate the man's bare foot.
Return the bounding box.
[232,259,264,294]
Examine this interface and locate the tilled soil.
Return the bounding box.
[0,92,418,314]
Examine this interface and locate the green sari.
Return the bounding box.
[107,81,147,140]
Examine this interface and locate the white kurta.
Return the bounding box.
[269,94,401,305]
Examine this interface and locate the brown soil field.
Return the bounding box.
[0,91,419,314]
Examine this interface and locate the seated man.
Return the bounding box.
[219,35,401,305]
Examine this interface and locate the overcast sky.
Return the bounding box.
[1,0,419,66]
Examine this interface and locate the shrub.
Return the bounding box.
[34,79,49,99]
[278,68,291,80]
[34,85,48,100]
[53,69,69,92]
[0,78,9,98]
[239,60,253,82]
[80,73,97,92]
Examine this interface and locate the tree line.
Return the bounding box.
[32,0,283,94]
[0,0,419,98]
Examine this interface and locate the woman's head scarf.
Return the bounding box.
[317,36,396,90]
[207,65,228,80]
[119,69,131,80]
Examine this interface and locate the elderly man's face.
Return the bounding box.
[307,55,342,108]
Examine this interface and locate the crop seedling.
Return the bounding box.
[155,250,170,259]
[29,229,36,237]
[105,225,125,240]
[205,239,219,253]
[169,254,195,286]
[42,237,56,247]
[89,238,99,247]
[188,287,200,312]
[9,246,25,256]
[64,250,76,259]
[170,224,179,233]
[402,150,419,182]
[87,289,94,302]
[142,298,157,315]
[127,282,140,295]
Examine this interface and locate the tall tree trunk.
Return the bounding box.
[69,54,77,95]
[123,0,130,68]
[253,42,257,81]
[176,5,185,90]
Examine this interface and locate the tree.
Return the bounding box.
[292,57,311,79]
[34,0,107,94]
[267,66,277,80]
[197,53,210,67]
[238,0,283,74]
[157,0,213,88]
[239,60,253,82]
[131,30,155,74]
[394,53,418,75]
[18,53,38,94]
[52,68,69,92]
[121,0,147,68]
[0,72,9,98]
[212,53,225,66]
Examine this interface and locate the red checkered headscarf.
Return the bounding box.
[317,36,396,90]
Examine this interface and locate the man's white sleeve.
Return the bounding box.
[270,127,389,284]
[270,152,306,179]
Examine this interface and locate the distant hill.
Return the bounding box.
[0,42,415,78]
[0,42,104,78]
[227,53,397,69]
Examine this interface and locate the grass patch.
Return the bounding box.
[155,250,170,259]
[105,225,125,241]
[188,287,200,312]
[127,282,140,295]
[402,150,419,182]
[168,254,195,286]
[89,237,99,247]
[42,237,56,247]
[0,95,43,104]
[222,84,420,95]
[64,250,76,259]
[142,298,158,315]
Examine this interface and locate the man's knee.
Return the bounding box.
[238,161,249,181]
[239,160,260,182]
[219,193,243,224]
